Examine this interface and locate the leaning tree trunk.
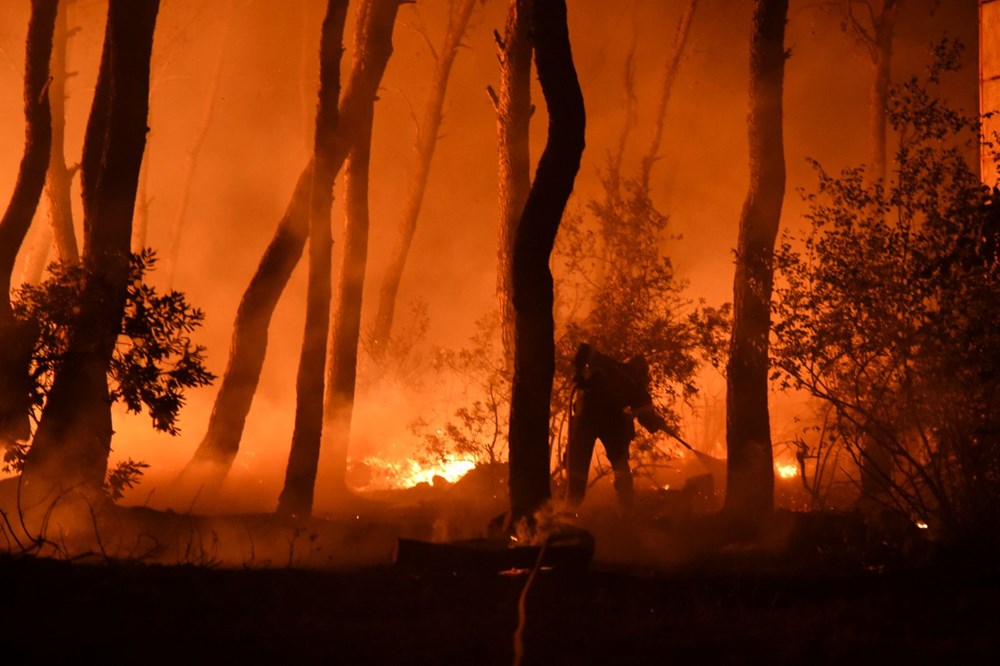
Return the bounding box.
[281,0,402,512]
[45,0,80,266]
[274,0,349,519]
[163,0,235,287]
[507,0,585,524]
[369,0,478,355]
[492,0,533,363]
[638,0,698,191]
[24,0,160,491]
[181,0,402,487]
[0,0,58,452]
[723,0,786,524]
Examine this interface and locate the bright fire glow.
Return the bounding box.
[916,520,929,530]
[776,463,799,479]
[354,454,476,490]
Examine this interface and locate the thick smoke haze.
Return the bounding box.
[0,0,978,513]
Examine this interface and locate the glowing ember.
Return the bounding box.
[776,463,799,479]
[915,521,929,530]
[353,454,476,490]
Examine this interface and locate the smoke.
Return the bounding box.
[0,0,980,554]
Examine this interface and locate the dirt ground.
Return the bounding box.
[2,500,999,665]
[3,548,999,664]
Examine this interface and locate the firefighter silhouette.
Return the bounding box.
[565,343,667,506]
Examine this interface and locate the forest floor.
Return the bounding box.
[2,537,999,664]
[2,477,999,665]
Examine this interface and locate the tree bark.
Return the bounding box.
[321,106,375,498]
[182,0,402,486]
[164,0,235,287]
[507,0,585,523]
[24,0,160,490]
[638,0,698,190]
[280,0,403,513]
[494,0,533,363]
[724,0,787,523]
[0,0,58,451]
[275,0,350,519]
[843,0,898,184]
[370,0,478,355]
[45,0,79,266]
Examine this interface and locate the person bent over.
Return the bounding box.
[565,343,667,507]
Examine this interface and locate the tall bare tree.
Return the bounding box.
[163,0,236,287]
[321,105,376,497]
[45,0,79,266]
[0,0,58,452]
[491,0,533,362]
[182,0,403,488]
[507,0,585,524]
[370,0,479,354]
[843,0,899,183]
[276,0,404,517]
[276,0,350,519]
[724,0,787,523]
[638,0,698,190]
[23,0,160,490]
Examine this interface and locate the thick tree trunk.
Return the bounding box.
[494,0,532,363]
[45,0,79,266]
[507,0,585,524]
[322,108,375,497]
[638,0,698,190]
[182,0,402,486]
[723,0,786,523]
[370,0,478,354]
[0,0,58,451]
[281,0,402,511]
[275,0,350,519]
[24,0,160,491]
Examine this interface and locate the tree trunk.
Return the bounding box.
[843,0,898,184]
[181,0,403,487]
[0,0,58,452]
[45,0,80,266]
[494,0,533,363]
[370,0,478,355]
[638,0,698,190]
[723,0,787,523]
[19,205,51,285]
[507,0,585,524]
[24,0,160,491]
[164,0,235,287]
[281,0,402,512]
[275,0,350,519]
[321,107,375,498]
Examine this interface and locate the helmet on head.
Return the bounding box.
[624,355,650,384]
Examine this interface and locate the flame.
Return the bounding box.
[353,454,476,490]
[776,463,799,479]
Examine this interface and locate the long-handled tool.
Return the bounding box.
[661,429,726,472]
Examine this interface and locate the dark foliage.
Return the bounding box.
[11,248,214,440]
[773,41,1000,540]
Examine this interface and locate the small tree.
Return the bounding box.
[773,41,1000,541]
[551,165,730,483]
[4,252,213,458]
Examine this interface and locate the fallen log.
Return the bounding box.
[394,531,595,574]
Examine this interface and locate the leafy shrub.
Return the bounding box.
[11,249,214,437]
[773,41,1000,540]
